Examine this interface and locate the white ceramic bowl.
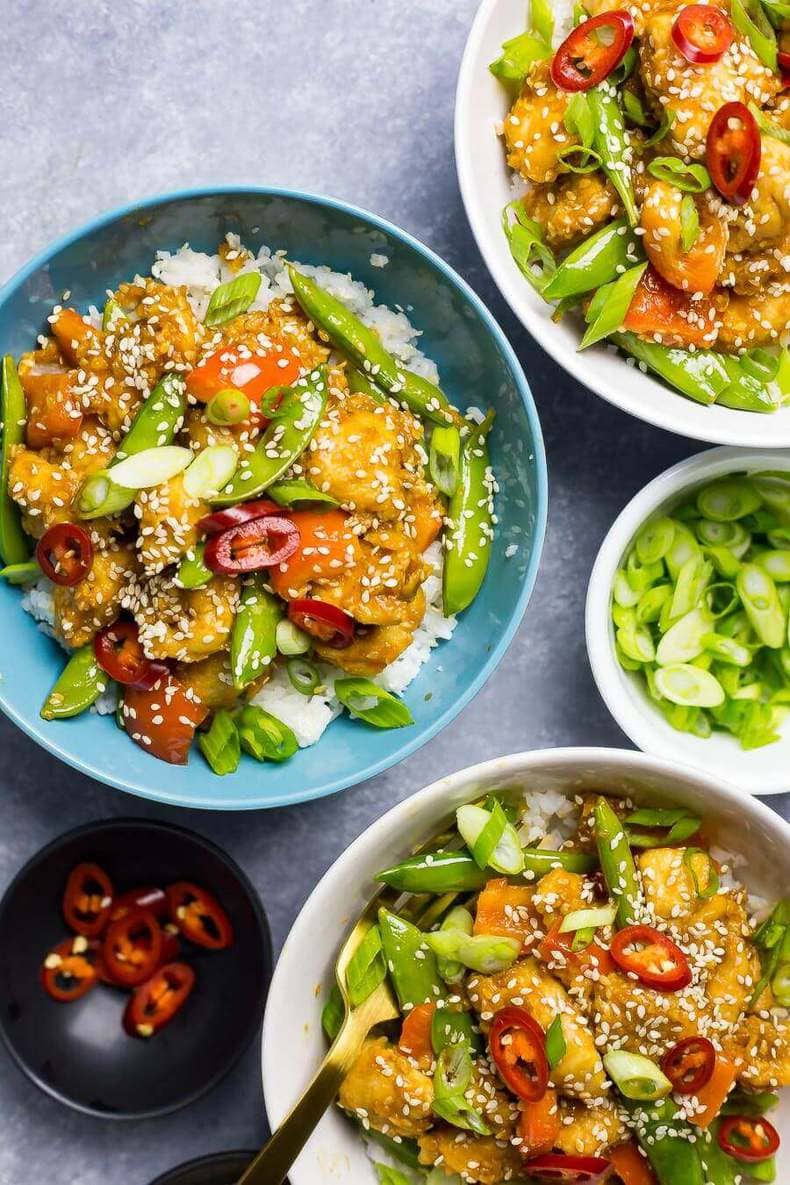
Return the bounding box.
[587,446,790,796]
[455,0,790,447]
[262,746,790,1183]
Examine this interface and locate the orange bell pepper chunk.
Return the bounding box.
[411,494,444,554]
[609,1142,658,1185]
[474,878,535,949]
[398,1002,435,1066]
[518,1088,560,1157]
[688,1054,738,1129]
[269,509,360,598]
[623,267,716,350]
[50,308,100,367]
[21,370,83,449]
[185,348,300,404]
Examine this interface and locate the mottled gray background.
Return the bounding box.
[1,1,787,1182]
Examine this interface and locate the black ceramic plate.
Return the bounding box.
[148,1151,256,1185]
[0,819,271,1118]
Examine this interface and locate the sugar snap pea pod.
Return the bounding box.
[593,797,640,928]
[40,645,108,720]
[0,560,40,584]
[717,360,778,413]
[175,542,212,589]
[613,334,730,406]
[640,1130,704,1185]
[434,906,474,984]
[442,413,495,617]
[429,425,461,498]
[231,579,282,690]
[587,85,639,227]
[579,262,647,350]
[737,563,786,648]
[377,907,444,1010]
[0,356,29,565]
[198,709,241,776]
[267,478,338,508]
[210,366,328,506]
[376,851,488,894]
[523,847,598,875]
[346,364,387,403]
[543,221,640,301]
[288,269,454,425]
[238,705,298,762]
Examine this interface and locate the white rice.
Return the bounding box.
[19,240,458,745]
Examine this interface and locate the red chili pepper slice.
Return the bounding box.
[287,598,356,648]
[123,961,196,1038]
[706,101,761,206]
[35,523,93,587]
[108,885,168,923]
[41,936,101,1002]
[780,48,790,86]
[197,499,284,534]
[660,1036,716,1094]
[525,1153,611,1181]
[551,11,634,91]
[671,5,734,63]
[489,1006,549,1103]
[166,882,234,950]
[93,621,168,690]
[204,516,300,574]
[718,1114,780,1162]
[63,862,114,937]
[101,907,164,987]
[610,925,692,991]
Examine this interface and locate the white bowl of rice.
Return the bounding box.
[262,746,790,1182]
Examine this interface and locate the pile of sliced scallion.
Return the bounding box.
[612,470,790,749]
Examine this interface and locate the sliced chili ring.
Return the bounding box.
[672,5,734,63]
[35,523,93,587]
[123,961,196,1038]
[166,882,234,950]
[660,1036,716,1094]
[94,621,168,690]
[63,862,114,937]
[204,516,300,574]
[525,1152,611,1180]
[41,936,101,1002]
[109,885,168,922]
[706,101,761,207]
[718,1114,780,1163]
[101,907,163,987]
[197,499,283,534]
[287,598,355,648]
[610,924,692,991]
[489,1006,549,1102]
[551,11,635,92]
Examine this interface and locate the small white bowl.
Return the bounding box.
[454,0,790,447]
[261,747,790,1183]
[587,446,790,796]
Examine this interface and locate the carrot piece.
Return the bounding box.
[269,509,360,597]
[474,878,535,949]
[518,1088,560,1157]
[609,1141,658,1185]
[412,493,444,554]
[50,308,100,366]
[623,267,716,349]
[398,1002,436,1066]
[21,370,83,449]
[688,1054,738,1129]
[537,924,615,976]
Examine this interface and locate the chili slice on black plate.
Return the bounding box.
[102,907,164,987]
[41,936,101,1002]
[123,962,196,1038]
[166,881,234,950]
[63,862,114,937]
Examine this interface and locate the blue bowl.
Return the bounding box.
[0,187,547,809]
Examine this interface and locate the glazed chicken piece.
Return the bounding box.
[717,290,790,352]
[127,575,238,663]
[417,1127,525,1185]
[338,1036,433,1139]
[531,869,589,930]
[555,1099,626,1157]
[314,589,427,675]
[174,652,239,712]
[467,956,606,1099]
[522,174,620,249]
[135,473,207,575]
[504,62,574,184]
[52,542,140,648]
[726,138,790,256]
[640,180,728,294]
[18,342,84,450]
[726,1013,790,1089]
[639,17,779,161]
[218,301,329,374]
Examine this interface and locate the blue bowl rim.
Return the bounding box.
[0,184,548,810]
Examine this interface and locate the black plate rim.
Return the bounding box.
[0,817,272,1120]
[146,1148,257,1185]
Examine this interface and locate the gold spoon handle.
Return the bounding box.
[236,1020,365,1185]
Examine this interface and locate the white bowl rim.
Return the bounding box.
[454,0,790,448]
[261,744,790,1175]
[586,445,790,796]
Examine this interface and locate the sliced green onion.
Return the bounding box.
[345,923,387,1007]
[530,0,554,47]
[275,618,311,656]
[679,195,700,253]
[204,272,262,327]
[751,472,790,522]
[695,517,751,557]
[424,930,521,975]
[617,620,656,663]
[669,555,713,619]
[643,108,676,148]
[334,677,413,729]
[321,983,345,1041]
[268,479,338,508]
[636,584,672,625]
[434,906,475,984]
[429,425,461,497]
[756,549,790,582]
[771,962,790,1007]
[683,847,719,899]
[603,1050,672,1101]
[701,632,752,667]
[653,663,725,708]
[545,1015,566,1069]
[563,92,596,147]
[0,560,40,584]
[736,563,785,648]
[665,522,702,581]
[286,656,320,696]
[502,202,557,296]
[109,445,193,490]
[489,31,551,86]
[614,569,640,608]
[431,1006,481,1057]
[557,144,604,174]
[206,388,251,426]
[456,802,525,875]
[647,157,711,193]
[183,444,239,499]
[697,478,762,522]
[572,926,597,951]
[623,89,649,128]
[656,607,711,665]
[432,1045,491,1135]
[610,43,637,83]
[731,0,777,69]
[625,807,701,848]
[635,517,675,565]
[579,263,647,351]
[102,298,127,332]
[237,705,298,762]
[197,709,240,776]
[75,470,135,520]
[559,904,616,933]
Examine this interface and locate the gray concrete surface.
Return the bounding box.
[1,2,787,1181]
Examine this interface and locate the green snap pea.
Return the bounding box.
[346,364,387,403]
[434,905,474,983]
[0,560,40,584]
[502,202,557,296]
[543,221,640,301]
[288,269,454,425]
[737,563,785,648]
[198,709,241,775]
[593,797,640,927]
[641,1130,704,1185]
[425,929,521,975]
[718,359,779,413]
[210,366,328,506]
[267,478,338,508]
[442,414,495,617]
[41,645,108,720]
[579,263,647,351]
[321,983,345,1042]
[613,334,725,406]
[429,425,461,498]
[588,86,639,227]
[376,851,488,894]
[231,579,281,690]
[0,356,29,565]
[377,907,444,1010]
[174,542,212,589]
[345,923,387,1007]
[523,847,597,875]
[731,0,777,69]
[334,678,414,728]
[431,1006,481,1055]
